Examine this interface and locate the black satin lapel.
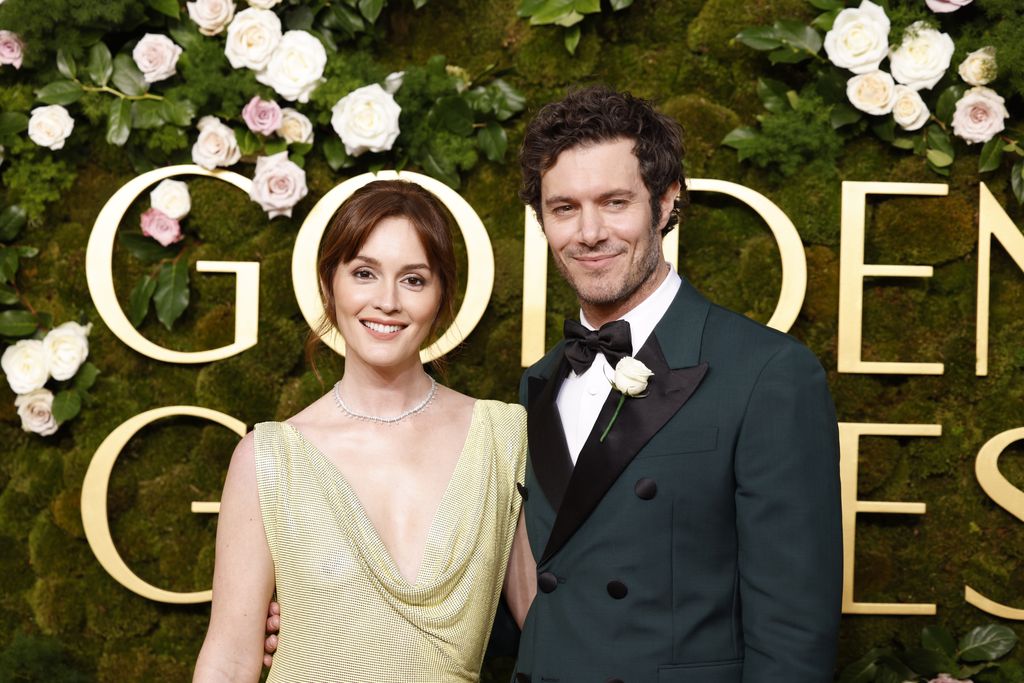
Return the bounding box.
[526,356,574,512]
[539,340,709,564]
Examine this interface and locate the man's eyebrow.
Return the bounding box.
[543,189,636,206]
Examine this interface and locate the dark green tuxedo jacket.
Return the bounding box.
[513,278,842,683]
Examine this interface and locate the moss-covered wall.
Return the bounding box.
[1,0,1023,679]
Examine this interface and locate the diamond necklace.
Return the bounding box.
[332,377,437,424]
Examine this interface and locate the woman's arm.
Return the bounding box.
[193,432,276,683]
[502,509,537,629]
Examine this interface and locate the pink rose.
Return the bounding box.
[928,675,972,683]
[140,207,184,247]
[952,86,1008,144]
[242,95,282,135]
[249,151,307,218]
[925,0,972,12]
[0,30,25,69]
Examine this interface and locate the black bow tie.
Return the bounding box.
[562,319,632,375]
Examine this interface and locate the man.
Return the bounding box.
[512,86,842,682]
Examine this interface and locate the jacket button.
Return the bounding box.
[607,580,628,599]
[538,571,558,593]
[515,674,531,683]
[634,478,657,500]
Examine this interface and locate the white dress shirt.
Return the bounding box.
[555,267,681,463]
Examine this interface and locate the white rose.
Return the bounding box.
[249,151,308,218]
[889,22,955,91]
[15,389,58,436]
[846,70,896,115]
[958,46,997,87]
[225,8,282,71]
[28,105,74,150]
[150,179,191,220]
[891,85,929,131]
[1,339,48,394]
[278,107,314,144]
[247,0,282,7]
[823,0,890,74]
[612,357,653,397]
[255,30,326,103]
[186,0,235,37]
[952,86,1008,144]
[132,34,182,83]
[191,115,241,169]
[43,321,91,381]
[384,71,405,95]
[330,83,402,157]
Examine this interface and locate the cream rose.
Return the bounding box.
[191,115,241,169]
[28,105,74,150]
[823,0,890,75]
[0,30,24,69]
[330,83,402,157]
[249,151,308,218]
[225,8,282,71]
[15,389,58,436]
[925,0,972,12]
[278,108,314,144]
[892,85,929,131]
[255,30,326,103]
[247,0,282,7]
[889,22,955,91]
[42,321,91,381]
[2,339,48,394]
[952,86,1008,144]
[186,0,235,37]
[958,46,997,87]
[612,357,653,397]
[132,33,182,83]
[149,179,191,220]
[846,70,896,115]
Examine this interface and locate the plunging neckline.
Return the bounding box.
[282,400,481,588]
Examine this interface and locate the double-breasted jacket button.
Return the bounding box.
[514,673,531,683]
[634,477,657,500]
[538,571,558,593]
[606,580,628,599]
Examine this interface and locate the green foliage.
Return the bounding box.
[1,145,76,223]
[517,0,635,54]
[0,633,90,683]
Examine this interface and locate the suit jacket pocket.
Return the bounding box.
[658,658,742,683]
[638,426,718,459]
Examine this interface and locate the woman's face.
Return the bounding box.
[331,216,442,371]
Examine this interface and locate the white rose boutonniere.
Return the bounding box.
[600,356,654,442]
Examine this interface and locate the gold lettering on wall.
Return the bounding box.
[85,165,260,363]
[965,427,1024,619]
[519,179,809,366]
[975,183,1024,376]
[81,406,246,603]
[837,182,947,375]
[839,422,940,615]
[292,171,494,364]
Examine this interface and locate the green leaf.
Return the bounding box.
[831,103,862,129]
[936,84,966,124]
[0,205,27,242]
[56,49,77,80]
[52,390,81,423]
[14,246,37,258]
[478,122,507,162]
[119,231,181,263]
[807,0,843,8]
[573,0,600,13]
[421,150,460,188]
[839,648,887,683]
[488,79,526,120]
[959,625,1018,662]
[87,42,113,87]
[564,25,581,54]
[927,124,955,158]
[891,137,915,150]
[774,20,822,54]
[433,96,474,137]
[1012,160,1024,205]
[979,137,1004,173]
[264,139,288,155]
[927,149,953,167]
[36,80,84,106]
[0,112,28,137]
[284,6,315,31]
[0,283,18,305]
[769,47,813,64]
[872,118,896,142]
[112,54,148,96]
[413,0,430,7]
[235,128,260,156]
[131,99,166,129]
[922,626,957,658]
[73,362,100,392]
[609,0,633,8]
[168,20,202,51]
[322,136,351,171]
[811,8,841,31]
[128,274,157,326]
[0,248,19,283]
[904,647,957,676]
[161,98,196,127]
[106,98,131,146]
[722,126,758,149]
[153,259,190,330]
[0,309,39,337]
[324,4,365,35]
[735,26,783,51]
[357,0,384,23]
[146,0,180,19]
[757,78,791,113]
[289,142,313,157]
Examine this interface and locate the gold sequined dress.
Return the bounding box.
[254,400,526,683]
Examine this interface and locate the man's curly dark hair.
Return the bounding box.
[519,85,686,235]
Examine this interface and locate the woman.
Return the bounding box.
[194,180,534,682]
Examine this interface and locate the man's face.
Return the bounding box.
[540,138,677,318]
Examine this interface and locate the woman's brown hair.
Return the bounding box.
[306,179,458,377]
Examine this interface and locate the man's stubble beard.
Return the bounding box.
[555,227,663,310]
